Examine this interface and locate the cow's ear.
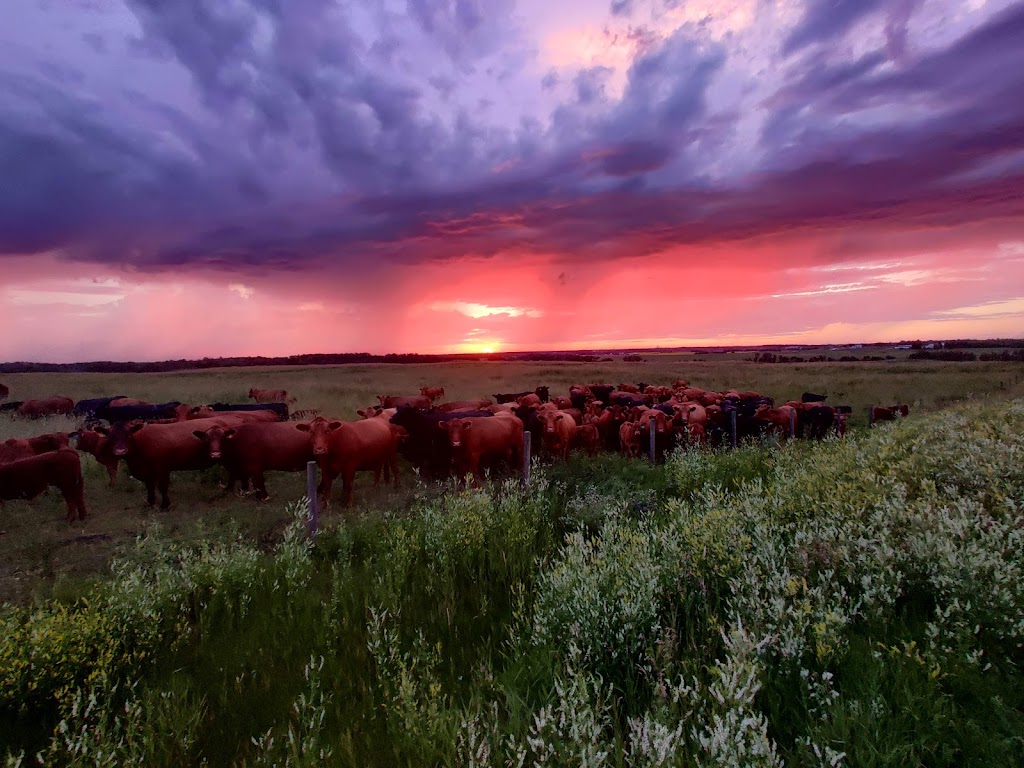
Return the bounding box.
[192,430,206,440]
[129,423,145,434]
[296,423,311,432]
[224,428,237,439]
[437,421,449,430]
[376,395,385,404]
[461,421,472,430]
[94,426,109,435]
[329,420,343,430]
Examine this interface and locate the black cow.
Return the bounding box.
[801,392,828,403]
[0,401,23,413]
[389,406,494,479]
[493,386,550,404]
[74,396,129,418]
[198,402,289,420]
[96,401,182,423]
[609,392,649,409]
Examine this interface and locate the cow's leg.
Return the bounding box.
[389,454,399,486]
[342,467,357,505]
[372,465,382,487]
[158,473,172,510]
[104,460,118,486]
[253,471,269,500]
[145,478,157,507]
[318,470,336,508]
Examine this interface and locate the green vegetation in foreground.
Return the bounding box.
[2,399,1023,766]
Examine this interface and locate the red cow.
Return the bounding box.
[0,433,70,464]
[194,421,315,499]
[420,386,445,402]
[378,394,432,409]
[594,405,627,450]
[437,413,523,483]
[17,397,75,419]
[516,393,542,408]
[185,407,280,423]
[249,388,297,404]
[871,404,910,423]
[573,424,602,457]
[754,405,797,438]
[296,416,403,505]
[74,429,120,486]
[95,416,245,508]
[436,398,494,412]
[0,448,87,523]
[619,421,642,458]
[537,410,577,461]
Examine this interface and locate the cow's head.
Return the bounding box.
[897,404,910,417]
[296,417,342,456]
[535,386,550,402]
[537,411,561,434]
[248,388,256,398]
[438,418,471,448]
[95,421,144,457]
[193,425,236,459]
[357,406,382,419]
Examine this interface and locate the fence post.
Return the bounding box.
[834,411,842,436]
[305,460,319,540]
[649,423,657,465]
[730,409,738,449]
[867,406,874,428]
[522,431,532,487]
[788,408,796,439]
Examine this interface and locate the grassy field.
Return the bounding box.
[1,357,1023,606]
[1,395,1022,766]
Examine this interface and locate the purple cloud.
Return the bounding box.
[0,0,1021,280]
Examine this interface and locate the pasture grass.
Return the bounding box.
[0,391,1022,765]
[1,357,1022,605]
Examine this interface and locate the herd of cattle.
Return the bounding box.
[0,381,910,523]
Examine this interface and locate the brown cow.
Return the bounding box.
[194,421,315,499]
[537,410,577,461]
[17,397,75,419]
[437,412,523,483]
[296,416,403,505]
[436,398,494,413]
[249,388,297,404]
[185,407,280,423]
[573,424,602,457]
[871,404,910,423]
[754,405,797,438]
[619,421,642,458]
[378,394,432,409]
[0,433,70,464]
[95,416,245,508]
[594,405,626,450]
[0,448,87,523]
[74,429,120,485]
[420,386,445,402]
[516,393,542,408]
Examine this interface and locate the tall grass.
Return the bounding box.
[2,399,1024,765]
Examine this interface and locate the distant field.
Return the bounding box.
[0,357,1022,604]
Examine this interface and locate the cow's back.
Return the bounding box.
[226,422,313,471]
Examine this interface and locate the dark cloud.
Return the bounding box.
[611,0,634,17]
[1,0,1022,281]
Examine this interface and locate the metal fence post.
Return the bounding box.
[730,409,738,449]
[522,431,532,486]
[306,460,319,539]
[788,408,796,439]
[649,423,657,464]
[867,406,874,428]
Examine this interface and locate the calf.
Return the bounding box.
[573,423,602,457]
[249,387,297,404]
[871,404,910,423]
[74,429,120,485]
[420,386,445,402]
[0,448,87,523]
[0,433,70,464]
[619,421,642,458]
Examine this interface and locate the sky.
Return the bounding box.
[2,0,1024,362]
